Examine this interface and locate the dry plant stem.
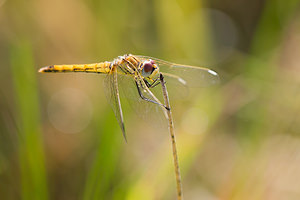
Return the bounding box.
[160,73,183,200]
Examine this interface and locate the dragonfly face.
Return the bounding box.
[140,59,159,79]
[139,59,160,88]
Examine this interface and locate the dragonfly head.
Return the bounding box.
[141,59,159,79]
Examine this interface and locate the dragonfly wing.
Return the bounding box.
[118,75,168,121]
[158,72,189,100]
[116,74,168,134]
[104,69,127,142]
[135,55,220,87]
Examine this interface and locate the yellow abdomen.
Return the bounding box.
[39,62,111,74]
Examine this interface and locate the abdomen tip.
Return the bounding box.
[38,65,54,73]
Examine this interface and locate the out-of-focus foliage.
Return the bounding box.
[1,0,300,199]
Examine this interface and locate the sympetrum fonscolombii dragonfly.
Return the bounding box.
[39,54,219,200]
[39,54,219,140]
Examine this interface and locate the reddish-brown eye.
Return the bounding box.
[143,62,153,73]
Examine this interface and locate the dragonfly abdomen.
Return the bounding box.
[39,62,111,74]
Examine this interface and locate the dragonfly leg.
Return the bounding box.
[144,79,152,88]
[135,81,169,110]
[149,77,163,88]
[143,77,162,88]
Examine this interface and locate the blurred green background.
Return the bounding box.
[1,0,300,199]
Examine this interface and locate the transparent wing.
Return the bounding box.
[156,72,189,100]
[135,55,220,87]
[117,74,167,122]
[104,69,127,142]
[114,73,170,139]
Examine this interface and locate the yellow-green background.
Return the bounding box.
[1,0,300,199]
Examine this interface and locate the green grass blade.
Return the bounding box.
[11,40,48,200]
[83,110,123,200]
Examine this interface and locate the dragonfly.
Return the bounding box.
[39,54,219,140]
[39,54,219,200]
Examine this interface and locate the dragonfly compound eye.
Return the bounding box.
[143,62,154,73]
